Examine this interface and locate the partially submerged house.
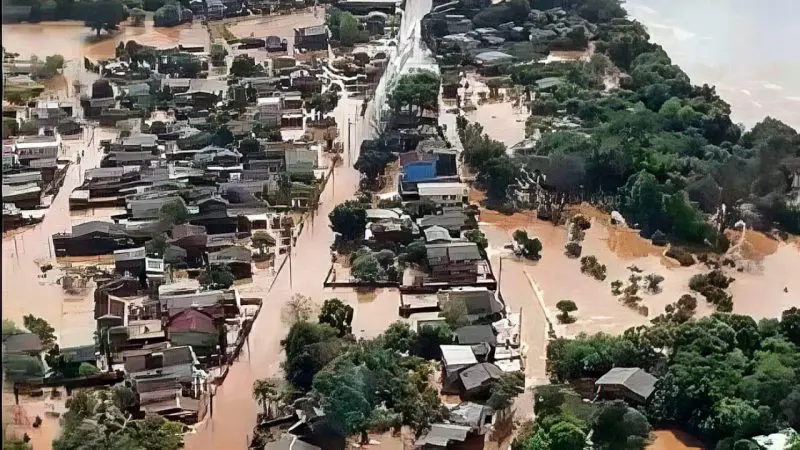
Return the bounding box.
[294,25,328,52]
[594,367,658,404]
[425,241,481,284]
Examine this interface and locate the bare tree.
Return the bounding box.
[281,294,317,325]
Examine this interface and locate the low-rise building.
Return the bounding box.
[594,367,658,404]
[426,241,481,284]
[13,134,61,164]
[294,25,328,51]
[417,182,468,209]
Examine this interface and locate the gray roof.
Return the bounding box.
[426,241,480,264]
[424,225,455,243]
[474,51,514,65]
[3,333,42,354]
[449,402,493,429]
[595,367,658,400]
[418,212,467,231]
[121,134,158,147]
[265,436,321,450]
[459,362,502,391]
[455,325,496,346]
[536,77,565,89]
[297,25,327,37]
[72,221,124,237]
[440,345,477,368]
[61,345,97,363]
[414,423,471,447]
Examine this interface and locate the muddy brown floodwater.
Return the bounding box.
[183,97,405,449]
[477,201,800,338]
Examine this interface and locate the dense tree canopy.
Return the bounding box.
[388,71,441,115]
[84,0,126,36]
[329,200,367,241]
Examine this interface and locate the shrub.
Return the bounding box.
[666,246,695,266]
[579,256,606,281]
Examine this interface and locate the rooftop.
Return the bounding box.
[595,367,658,400]
[440,345,477,368]
[459,362,502,391]
[417,182,467,197]
[455,324,497,346]
[415,423,471,448]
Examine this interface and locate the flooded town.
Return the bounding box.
[2,0,799,449]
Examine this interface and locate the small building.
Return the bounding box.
[440,344,478,393]
[166,306,225,358]
[294,25,328,52]
[3,333,43,356]
[454,324,497,346]
[424,225,456,244]
[445,15,473,34]
[417,182,468,209]
[414,423,473,449]
[474,51,514,66]
[207,245,252,279]
[448,402,493,432]
[595,367,658,404]
[437,287,504,318]
[14,134,61,164]
[458,362,502,399]
[265,36,288,53]
[418,211,468,234]
[206,0,224,20]
[426,242,481,284]
[114,246,147,277]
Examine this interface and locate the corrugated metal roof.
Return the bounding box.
[417,182,467,197]
[595,367,658,400]
[459,362,502,391]
[440,345,477,367]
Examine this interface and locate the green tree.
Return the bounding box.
[129,7,146,26]
[381,321,416,354]
[85,0,126,36]
[23,315,56,350]
[388,71,441,115]
[355,150,396,185]
[338,12,361,46]
[549,420,588,450]
[556,300,578,324]
[351,254,382,282]
[479,156,520,203]
[158,200,189,225]
[440,297,469,329]
[464,229,488,257]
[592,400,650,449]
[229,55,263,78]
[318,298,354,337]
[282,322,343,390]
[252,379,279,418]
[329,200,367,241]
[198,265,235,289]
[487,371,525,410]
[312,361,375,443]
[78,363,99,376]
[413,324,454,360]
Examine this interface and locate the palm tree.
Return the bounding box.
[252,379,279,419]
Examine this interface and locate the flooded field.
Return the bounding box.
[477,198,800,337]
[462,73,527,148]
[228,10,323,55]
[648,429,705,450]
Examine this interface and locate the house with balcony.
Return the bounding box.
[13,134,61,166]
[426,241,481,284]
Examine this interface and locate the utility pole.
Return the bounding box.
[347,118,353,167]
[288,241,293,290]
[498,256,503,291]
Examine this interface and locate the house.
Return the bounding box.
[594,367,658,404]
[448,402,493,432]
[52,221,143,257]
[414,423,473,449]
[205,0,224,20]
[441,34,480,52]
[418,211,467,234]
[118,134,158,153]
[285,146,317,174]
[207,245,252,279]
[364,11,388,35]
[417,182,468,209]
[426,242,481,284]
[287,69,322,94]
[2,183,41,209]
[445,15,473,34]
[3,333,43,356]
[265,36,288,53]
[458,362,502,399]
[166,306,225,357]
[437,287,504,318]
[474,51,514,66]
[256,97,281,127]
[159,286,239,312]
[128,195,184,220]
[190,196,238,234]
[454,325,497,346]
[59,345,99,374]
[114,246,147,277]
[440,345,478,392]
[294,25,328,52]
[424,225,456,244]
[14,134,61,165]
